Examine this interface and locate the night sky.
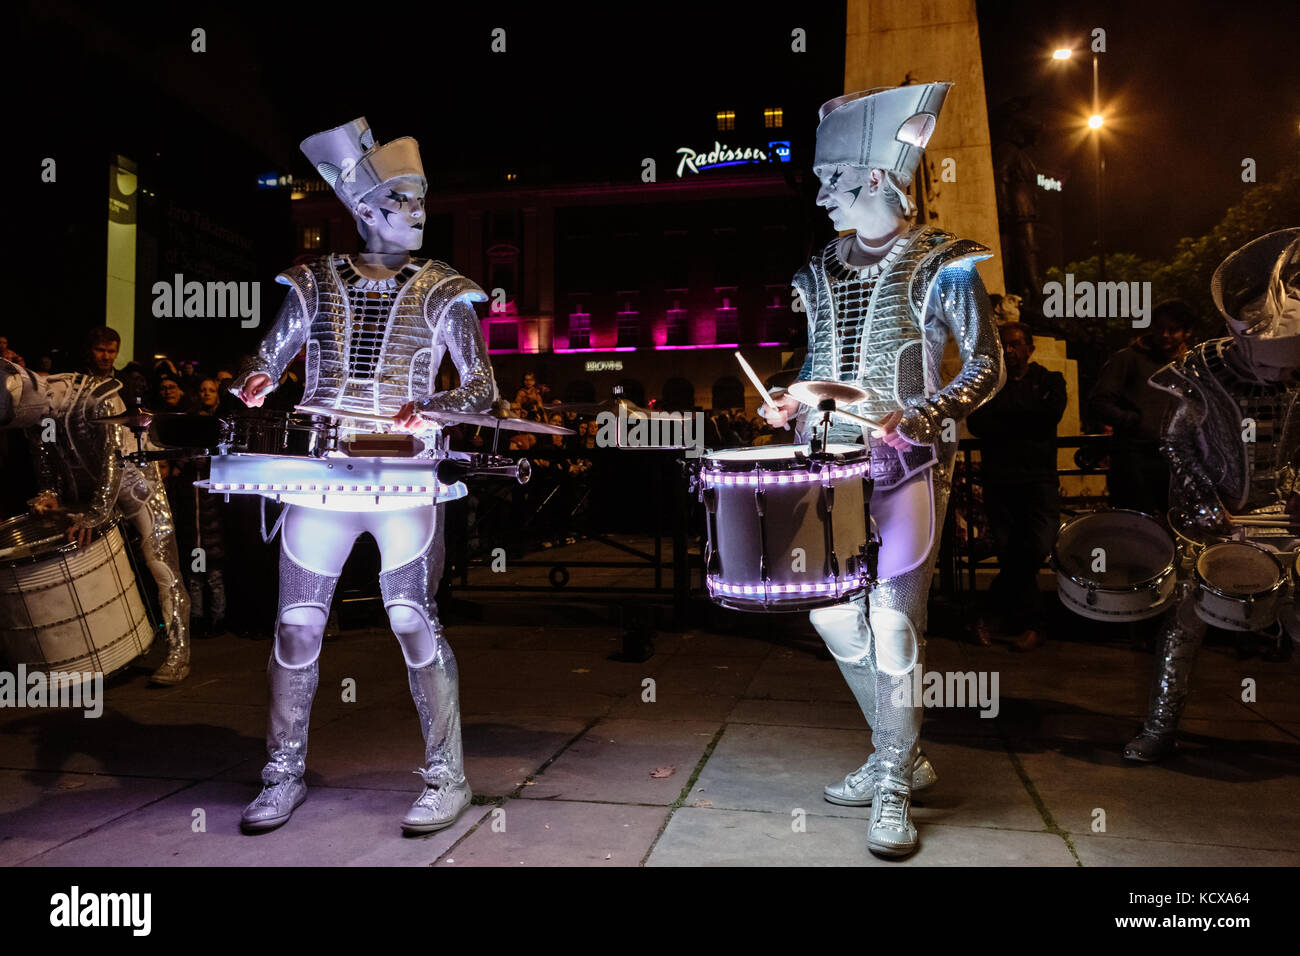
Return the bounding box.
[17,0,1299,275]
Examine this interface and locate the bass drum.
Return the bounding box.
[1052,509,1177,621]
[0,514,154,684]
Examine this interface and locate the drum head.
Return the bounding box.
[0,514,75,566]
[706,443,863,464]
[1054,510,1174,587]
[1196,543,1282,596]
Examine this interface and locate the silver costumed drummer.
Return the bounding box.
[1,328,192,686]
[762,84,1004,857]
[229,118,496,833]
[1125,228,1300,762]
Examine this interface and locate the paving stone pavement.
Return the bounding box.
[2,610,1297,867]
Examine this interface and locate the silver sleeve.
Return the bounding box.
[231,288,308,396]
[419,300,496,414]
[897,263,1004,446]
[1162,397,1231,533]
[82,396,124,528]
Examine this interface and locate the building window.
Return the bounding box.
[763,107,784,129]
[568,308,590,350]
[487,243,520,314]
[488,321,517,352]
[300,225,323,250]
[715,291,739,345]
[616,297,639,348]
[665,298,688,347]
[715,110,735,131]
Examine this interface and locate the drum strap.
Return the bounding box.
[260,497,290,545]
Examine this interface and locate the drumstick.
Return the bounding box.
[735,351,780,411]
[829,407,887,431]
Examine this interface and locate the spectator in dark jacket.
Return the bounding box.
[967,322,1068,651]
[1088,300,1195,515]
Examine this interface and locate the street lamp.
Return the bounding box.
[1051,43,1107,282]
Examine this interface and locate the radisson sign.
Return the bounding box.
[675,141,791,178]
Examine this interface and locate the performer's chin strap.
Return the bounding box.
[260,496,290,544]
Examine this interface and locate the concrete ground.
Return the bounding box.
[3,585,1298,867]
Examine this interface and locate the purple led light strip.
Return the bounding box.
[707,573,870,598]
[701,461,870,487]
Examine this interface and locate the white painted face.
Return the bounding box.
[815,165,883,234]
[355,175,427,251]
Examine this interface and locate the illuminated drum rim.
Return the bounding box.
[702,443,870,487]
[707,571,872,600]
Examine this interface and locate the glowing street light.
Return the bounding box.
[1050,41,1109,281]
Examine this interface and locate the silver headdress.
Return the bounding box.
[1213,227,1300,369]
[300,117,426,211]
[812,82,951,185]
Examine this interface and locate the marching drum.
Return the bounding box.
[1192,541,1288,631]
[1052,510,1178,621]
[699,443,876,612]
[0,515,154,683]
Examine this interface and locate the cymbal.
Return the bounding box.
[787,380,870,407]
[427,409,575,435]
[540,398,648,416]
[93,409,155,428]
[294,403,575,435]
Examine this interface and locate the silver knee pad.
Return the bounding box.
[380,554,440,667]
[870,607,919,677]
[810,600,871,664]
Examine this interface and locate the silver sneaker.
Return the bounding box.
[402,770,472,834]
[867,783,918,858]
[241,657,317,834]
[150,646,190,686]
[241,779,307,832]
[824,751,937,807]
[1123,729,1175,763]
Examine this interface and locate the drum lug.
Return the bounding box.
[754,489,770,587]
[702,487,721,577]
[1086,583,1098,606]
[820,481,838,582]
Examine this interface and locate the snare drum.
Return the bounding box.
[700,444,874,612]
[0,514,154,683]
[1192,541,1287,631]
[228,411,337,458]
[1052,510,1177,621]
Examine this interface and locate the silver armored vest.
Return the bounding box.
[274,255,488,417]
[1156,339,1300,514]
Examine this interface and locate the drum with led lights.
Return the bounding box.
[699,443,876,612]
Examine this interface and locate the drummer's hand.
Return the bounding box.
[30,491,60,515]
[392,401,425,432]
[871,410,914,451]
[758,392,800,430]
[65,520,92,549]
[238,374,272,408]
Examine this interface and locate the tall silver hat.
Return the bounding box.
[1213,227,1300,367]
[812,82,951,184]
[300,117,426,210]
